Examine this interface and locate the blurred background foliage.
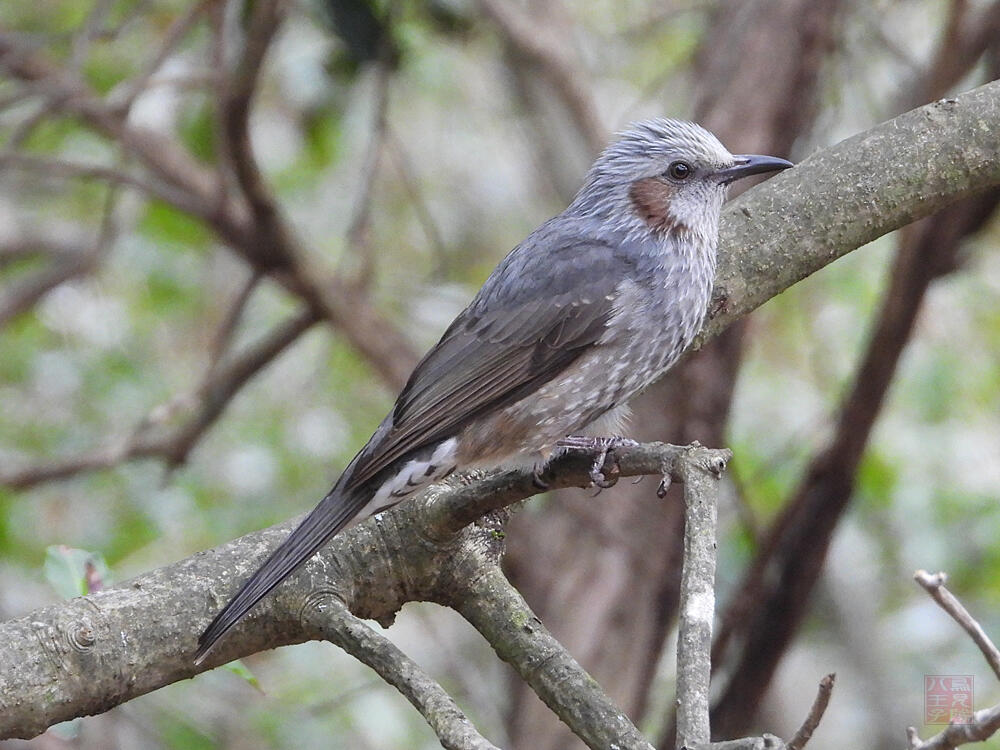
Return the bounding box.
[0,0,999,748]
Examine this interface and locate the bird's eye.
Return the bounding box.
[666,161,693,180]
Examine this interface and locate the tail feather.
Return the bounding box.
[195,481,370,664]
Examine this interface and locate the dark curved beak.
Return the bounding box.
[717,154,794,185]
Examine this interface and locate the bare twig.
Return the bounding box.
[205,269,262,375]
[302,596,502,750]
[69,0,116,72]
[786,674,835,750]
[112,0,211,113]
[675,446,730,749]
[0,253,95,328]
[475,0,604,154]
[908,704,1000,749]
[0,308,319,488]
[385,129,450,278]
[342,60,393,287]
[914,571,1000,681]
[906,568,1000,749]
[97,0,156,42]
[0,151,210,219]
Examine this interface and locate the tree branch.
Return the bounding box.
[0,307,319,488]
[908,571,1000,749]
[303,596,502,750]
[702,79,1000,346]
[0,441,688,739]
[450,564,655,750]
[675,447,730,749]
[913,571,1000,681]
[476,0,605,154]
[786,674,835,750]
[0,28,420,389]
[1,82,999,741]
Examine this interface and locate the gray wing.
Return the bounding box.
[347,234,638,487]
[194,232,639,662]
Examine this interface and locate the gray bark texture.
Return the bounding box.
[1,79,999,741]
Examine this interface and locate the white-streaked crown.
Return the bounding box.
[587,119,735,185]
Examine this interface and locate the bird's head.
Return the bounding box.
[570,118,792,239]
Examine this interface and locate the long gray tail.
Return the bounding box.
[195,476,372,664]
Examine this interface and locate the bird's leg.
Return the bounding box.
[556,436,639,488]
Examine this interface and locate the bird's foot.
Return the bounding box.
[556,436,638,488]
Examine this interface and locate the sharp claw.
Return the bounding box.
[532,469,550,491]
[656,475,671,498]
[565,436,629,489]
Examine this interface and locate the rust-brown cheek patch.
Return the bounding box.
[629,178,686,235]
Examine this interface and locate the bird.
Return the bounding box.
[195,119,792,663]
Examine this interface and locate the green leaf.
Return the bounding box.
[178,102,217,164]
[222,659,264,692]
[140,199,212,250]
[44,545,111,599]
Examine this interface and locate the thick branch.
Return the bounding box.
[450,565,655,750]
[702,80,1000,346]
[0,442,686,739]
[1,83,1000,739]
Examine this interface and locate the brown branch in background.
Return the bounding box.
[385,129,450,279]
[69,0,116,72]
[475,0,605,155]
[343,69,391,284]
[150,308,320,469]
[0,152,210,217]
[111,0,212,113]
[913,571,1000,681]
[0,18,419,391]
[0,31,222,212]
[205,269,262,375]
[0,307,319,488]
[0,181,120,328]
[786,674,835,750]
[0,236,89,268]
[218,0,294,270]
[710,184,1000,738]
[0,253,95,328]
